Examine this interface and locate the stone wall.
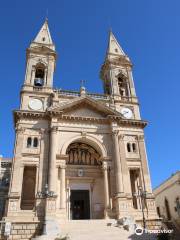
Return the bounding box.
[136,218,162,230]
[0,222,42,240]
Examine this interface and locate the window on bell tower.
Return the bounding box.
[117,73,129,97]
[34,63,45,87]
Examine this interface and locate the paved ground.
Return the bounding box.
[59,220,158,240]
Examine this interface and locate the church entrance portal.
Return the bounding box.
[70,190,90,220]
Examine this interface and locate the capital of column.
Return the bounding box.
[59,164,66,169]
[102,161,111,171]
[137,135,144,141]
[102,165,108,171]
[112,129,119,137]
[50,126,58,133]
[15,126,25,135]
[59,159,66,169]
[119,134,124,141]
[32,65,36,71]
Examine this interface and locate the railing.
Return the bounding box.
[33,86,43,91]
[54,89,80,97]
[87,93,109,100]
[121,96,137,102]
[53,89,110,100]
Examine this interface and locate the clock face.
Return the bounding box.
[28,99,43,111]
[121,107,133,119]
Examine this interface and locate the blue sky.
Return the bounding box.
[0,0,179,188]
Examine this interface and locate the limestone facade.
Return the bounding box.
[2,20,159,234]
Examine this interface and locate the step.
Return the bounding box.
[59,219,158,240]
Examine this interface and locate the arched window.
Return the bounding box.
[157,206,161,217]
[127,143,131,152]
[33,138,38,148]
[34,64,45,87]
[27,137,32,148]
[132,143,136,152]
[66,142,101,166]
[165,198,171,220]
[35,68,44,79]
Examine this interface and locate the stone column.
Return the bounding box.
[31,67,35,85]
[48,126,58,193]
[112,130,123,195]
[138,135,152,193]
[60,164,66,209]
[102,163,110,217]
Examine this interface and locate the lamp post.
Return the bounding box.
[36,183,55,235]
[138,186,147,229]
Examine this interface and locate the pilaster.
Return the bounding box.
[48,126,58,193]
[59,161,66,209]
[102,162,110,218]
[137,135,152,193]
[111,129,124,195]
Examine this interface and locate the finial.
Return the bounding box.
[108,17,112,33]
[45,8,49,22]
[80,80,86,96]
[80,79,86,87]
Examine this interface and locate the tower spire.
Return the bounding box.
[30,19,55,50]
[106,31,126,59]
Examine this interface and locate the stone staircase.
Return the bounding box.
[59,219,157,240]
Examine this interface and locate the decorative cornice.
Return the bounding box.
[59,114,109,123]
[14,110,47,121]
[108,115,147,128]
[14,110,147,128]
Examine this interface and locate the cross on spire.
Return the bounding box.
[80,80,86,87]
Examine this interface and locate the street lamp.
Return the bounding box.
[138,186,147,229]
[36,183,55,235]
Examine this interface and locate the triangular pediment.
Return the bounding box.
[48,96,122,118]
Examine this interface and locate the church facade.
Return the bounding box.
[4,20,158,229]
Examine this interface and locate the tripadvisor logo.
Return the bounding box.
[135,227,144,235]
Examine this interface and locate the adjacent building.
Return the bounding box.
[0,156,12,219]
[154,171,180,231]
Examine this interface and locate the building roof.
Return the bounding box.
[153,171,180,195]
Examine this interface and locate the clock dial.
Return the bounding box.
[121,107,133,119]
[28,99,43,111]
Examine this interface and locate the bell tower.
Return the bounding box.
[20,20,57,111]
[23,19,56,90]
[100,31,136,100]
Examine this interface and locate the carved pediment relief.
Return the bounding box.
[63,104,106,118]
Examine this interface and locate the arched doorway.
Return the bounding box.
[66,141,105,220]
